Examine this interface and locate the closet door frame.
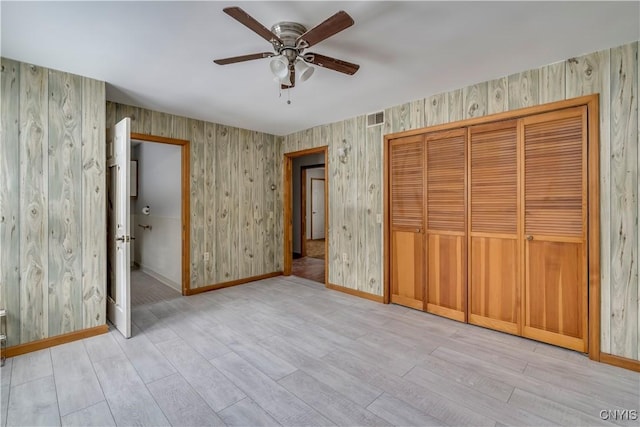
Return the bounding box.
[383,94,600,361]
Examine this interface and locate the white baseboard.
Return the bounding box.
[133,262,181,292]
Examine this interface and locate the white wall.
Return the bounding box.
[306,168,325,239]
[132,141,181,290]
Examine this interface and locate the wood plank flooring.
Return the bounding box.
[2,274,639,427]
[292,257,325,284]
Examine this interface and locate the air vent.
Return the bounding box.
[367,111,384,127]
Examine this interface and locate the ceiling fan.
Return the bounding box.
[213,7,360,89]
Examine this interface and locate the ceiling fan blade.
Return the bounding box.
[296,11,354,48]
[214,52,274,65]
[306,53,360,75]
[223,7,283,45]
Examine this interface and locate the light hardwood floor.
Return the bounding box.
[2,274,639,427]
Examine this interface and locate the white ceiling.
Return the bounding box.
[2,1,638,136]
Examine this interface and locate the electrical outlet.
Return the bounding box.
[203,252,210,261]
[342,253,348,262]
[376,213,383,224]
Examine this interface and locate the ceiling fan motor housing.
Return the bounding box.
[271,21,307,60]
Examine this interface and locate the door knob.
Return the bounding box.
[526,235,533,241]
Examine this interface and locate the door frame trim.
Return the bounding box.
[383,94,600,360]
[283,147,328,285]
[131,132,191,296]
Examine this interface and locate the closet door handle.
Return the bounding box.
[526,235,533,241]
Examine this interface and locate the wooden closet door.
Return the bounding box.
[390,135,425,310]
[522,106,588,352]
[425,129,466,321]
[468,121,520,334]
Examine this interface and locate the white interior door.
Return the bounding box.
[311,178,325,239]
[107,118,131,338]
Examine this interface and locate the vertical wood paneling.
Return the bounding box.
[48,71,83,336]
[508,69,540,109]
[139,108,152,135]
[488,77,508,114]
[115,103,136,128]
[105,101,115,132]
[309,126,321,149]
[1,58,21,345]
[239,130,255,278]
[356,115,367,292]
[425,93,449,126]
[151,111,172,137]
[215,125,232,282]
[110,104,280,290]
[9,61,107,346]
[410,99,425,129]
[274,136,284,271]
[463,82,488,119]
[19,63,49,342]
[342,118,357,288]
[115,104,150,135]
[328,122,342,285]
[384,103,412,134]
[263,135,275,273]
[365,124,383,295]
[539,61,566,103]
[171,116,189,140]
[303,128,314,149]
[609,43,638,359]
[81,78,106,329]
[566,48,611,352]
[448,89,464,122]
[191,119,206,288]
[252,133,265,276]
[229,127,240,281]
[171,116,192,286]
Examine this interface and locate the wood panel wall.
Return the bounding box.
[0,59,106,346]
[105,102,281,290]
[282,41,639,361]
[3,41,637,360]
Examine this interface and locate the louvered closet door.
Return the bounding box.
[390,135,425,310]
[522,106,588,352]
[425,129,466,321]
[468,121,520,334]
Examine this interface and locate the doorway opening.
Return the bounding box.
[129,133,191,298]
[107,125,190,338]
[284,147,328,284]
[130,138,180,306]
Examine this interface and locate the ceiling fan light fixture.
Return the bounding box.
[295,59,314,82]
[273,73,292,86]
[269,55,289,79]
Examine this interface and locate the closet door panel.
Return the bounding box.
[390,135,425,309]
[522,106,587,352]
[426,233,465,321]
[425,129,466,321]
[469,237,518,333]
[391,231,424,310]
[468,121,519,334]
[525,240,584,345]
